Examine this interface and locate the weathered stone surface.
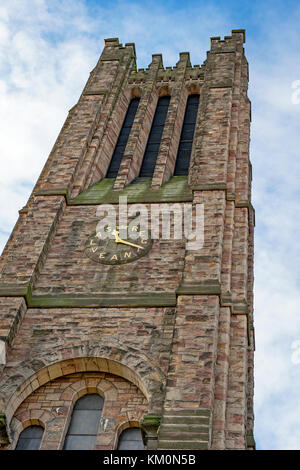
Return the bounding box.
[0,30,254,450]
[6,371,147,450]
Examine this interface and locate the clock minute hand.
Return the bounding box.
[112,230,144,250]
[116,237,144,250]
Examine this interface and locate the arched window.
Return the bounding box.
[106,98,140,178]
[63,393,104,450]
[117,427,144,450]
[174,94,200,175]
[139,96,170,177]
[16,425,44,450]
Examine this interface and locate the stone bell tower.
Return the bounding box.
[0,29,255,450]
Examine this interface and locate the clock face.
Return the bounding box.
[85,225,153,265]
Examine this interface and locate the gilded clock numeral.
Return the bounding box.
[91,247,98,253]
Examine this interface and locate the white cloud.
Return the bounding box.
[247,7,300,448]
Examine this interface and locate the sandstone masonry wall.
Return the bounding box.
[0,30,254,450]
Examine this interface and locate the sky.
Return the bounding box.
[0,0,300,450]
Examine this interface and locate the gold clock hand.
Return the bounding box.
[116,238,144,250]
[112,229,119,242]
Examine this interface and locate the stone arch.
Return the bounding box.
[59,377,118,403]
[3,343,165,426]
[60,379,109,450]
[186,82,201,95]
[59,376,119,445]
[9,411,52,450]
[114,420,142,449]
[158,85,172,97]
[130,86,142,99]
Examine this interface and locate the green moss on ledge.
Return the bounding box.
[69,176,193,205]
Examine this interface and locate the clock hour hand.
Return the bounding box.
[112,229,118,241]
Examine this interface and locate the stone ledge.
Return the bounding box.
[232,301,249,315]
[226,192,235,201]
[83,90,108,96]
[159,424,209,432]
[191,182,227,191]
[176,280,221,295]
[220,291,233,307]
[0,283,31,297]
[157,440,208,450]
[163,409,211,417]
[33,182,255,227]
[235,199,251,208]
[162,416,210,425]
[0,283,176,308]
[29,292,177,308]
[35,188,68,196]
[159,431,209,440]
[70,176,193,205]
[0,283,249,315]
[221,292,249,315]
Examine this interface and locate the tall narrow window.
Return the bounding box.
[63,394,104,450]
[117,427,144,450]
[16,425,44,450]
[139,96,170,177]
[174,94,199,175]
[106,98,140,178]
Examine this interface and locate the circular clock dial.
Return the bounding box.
[85,225,152,265]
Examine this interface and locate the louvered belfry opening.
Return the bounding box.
[106,97,140,178]
[139,96,170,177]
[174,94,200,175]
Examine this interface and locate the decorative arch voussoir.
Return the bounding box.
[3,342,165,426]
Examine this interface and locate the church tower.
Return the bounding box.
[0,30,255,450]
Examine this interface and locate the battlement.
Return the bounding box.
[128,52,205,85]
[210,29,245,45]
[102,30,245,85]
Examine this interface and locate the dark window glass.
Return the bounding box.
[117,427,144,450]
[16,425,44,450]
[63,394,104,450]
[139,96,170,177]
[106,98,140,178]
[174,94,200,176]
